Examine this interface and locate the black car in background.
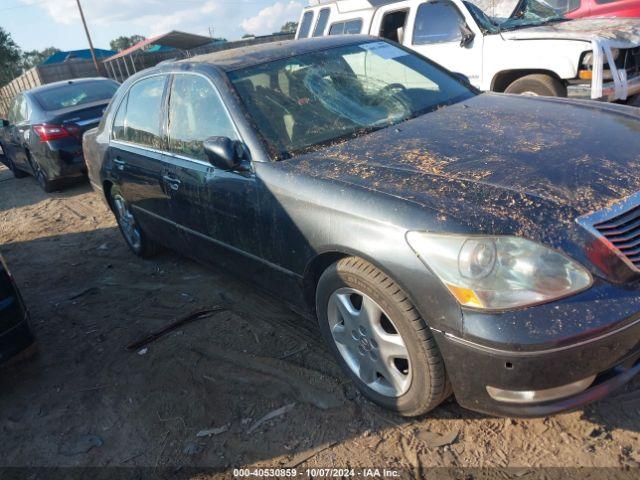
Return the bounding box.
[84,36,640,417]
[0,255,34,366]
[0,78,118,192]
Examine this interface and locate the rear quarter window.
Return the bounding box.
[112,75,166,149]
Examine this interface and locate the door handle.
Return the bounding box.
[113,158,125,171]
[162,174,181,191]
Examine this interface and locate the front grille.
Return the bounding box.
[577,192,640,273]
[620,47,640,77]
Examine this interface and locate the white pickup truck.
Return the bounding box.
[296,0,640,102]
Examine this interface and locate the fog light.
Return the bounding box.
[486,375,596,404]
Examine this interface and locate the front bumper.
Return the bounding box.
[567,74,640,102]
[433,311,640,417]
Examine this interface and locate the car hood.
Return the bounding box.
[289,93,640,244]
[501,18,640,45]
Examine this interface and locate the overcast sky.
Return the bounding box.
[1,0,305,52]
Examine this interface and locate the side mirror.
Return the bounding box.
[203,136,245,171]
[459,24,475,48]
[0,119,9,128]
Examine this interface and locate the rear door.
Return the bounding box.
[162,73,261,264]
[108,74,179,246]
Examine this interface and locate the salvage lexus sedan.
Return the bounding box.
[84,36,640,417]
[0,78,118,192]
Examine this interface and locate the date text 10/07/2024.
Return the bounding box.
[233,468,402,477]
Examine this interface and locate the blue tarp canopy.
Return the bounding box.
[42,49,117,65]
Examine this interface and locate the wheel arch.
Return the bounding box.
[302,250,350,309]
[102,179,115,212]
[302,247,426,319]
[491,69,565,93]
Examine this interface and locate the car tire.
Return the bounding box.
[316,256,451,417]
[8,157,28,179]
[505,74,567,97]
[110,185,162,258]
[26,152,55,192]
[1,147,27,179]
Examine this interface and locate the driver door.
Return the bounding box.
[162,73,261,264]
[406,0,483,88]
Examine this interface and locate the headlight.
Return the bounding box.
[581,48,619,68]
[406,233,592,310]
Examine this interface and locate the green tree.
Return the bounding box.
[241,33,255,39]
[109,35,146,52]
[21,47,60,70]
[0,27,21,86]
[280,21,298,34]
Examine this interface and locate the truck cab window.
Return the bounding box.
[313,8,330,37]
[330,19,364,35]
[413,1,464,45]
[380,10,408,43]
[298,11,314,38]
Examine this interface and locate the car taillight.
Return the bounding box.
[33,124,80,142]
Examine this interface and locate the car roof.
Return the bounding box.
[26,77,116,96]
[178,35,376,72]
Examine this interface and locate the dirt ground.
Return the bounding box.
[0,162,639,478]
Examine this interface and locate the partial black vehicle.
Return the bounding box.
[0,255,34,366]
[84,36,640,417]
[0,78,118,192]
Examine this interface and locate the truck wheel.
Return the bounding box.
[110,185,162,258]
[505,74,566,97]
[316,257,451,417]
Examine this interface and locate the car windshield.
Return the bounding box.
[464,1,500,34]
[497,0,567,30]
[228,42,474,159]
[33,80,119,111]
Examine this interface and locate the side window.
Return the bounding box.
[167,75,237,161]
[344,19,363,34]
[413,1,465,45]
[329,19,363,35]
[313,8,330,37]
[8,96,20,124]
[19,96,29,122]
[112,93,128,141]
[545,0,580,12]
[298,11,314,38]
[380,10,408,43]
[120,76,166,148]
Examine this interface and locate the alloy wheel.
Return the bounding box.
[113,195,142,251]
[327,287,412,397]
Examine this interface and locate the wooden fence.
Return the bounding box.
[0,33,294,117]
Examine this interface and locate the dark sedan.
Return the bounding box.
[0,255,34,365]
[84,36,640,417]
[0,78,118,192]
